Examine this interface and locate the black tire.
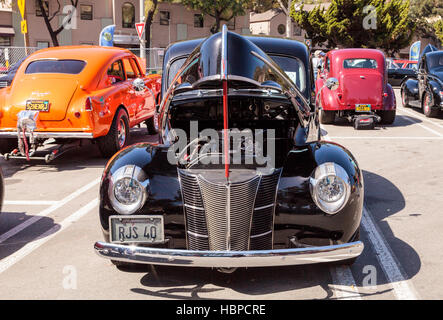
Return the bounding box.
[145,114,158,135]
[422,91,440,118]
[401,89,410,108]
[319,109,335,124]
[0,138,18,155]
[335,228,360,266]
[97,109,130,158]
[380,109,396,125]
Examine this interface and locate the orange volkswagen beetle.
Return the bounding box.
[0,46,161,161]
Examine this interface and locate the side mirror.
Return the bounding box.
[174,82,193,94]
[132,78,146,91]
[325,77,339,91]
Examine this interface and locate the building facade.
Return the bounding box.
[0,0,250,49]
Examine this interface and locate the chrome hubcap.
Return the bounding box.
[117,119,126,148]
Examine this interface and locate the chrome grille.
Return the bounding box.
[178,171,209,250]
[178,168,281,251]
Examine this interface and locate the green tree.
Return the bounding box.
[435,20,443,44]
[291,0,415,55]
[181,0,249,33]
[410,0,442,43]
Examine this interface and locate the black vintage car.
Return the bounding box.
[401,49,443,117]
[94,28,364,271]
[387,60,417,87]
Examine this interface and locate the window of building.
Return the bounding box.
[36,41,49,48]
[35,0,49,17]
[227,18,235,30]
[277,24,285,35]
[160,11,170,25]
[122,2,135,28]
[0,36,11,46]
[80,4,93,20]
[194,14,203,28]
[293,24,302,36]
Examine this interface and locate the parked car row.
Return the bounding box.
[0,28,441,274]
[401,48,443,118]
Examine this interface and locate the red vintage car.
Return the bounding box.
[316,49,396,128]
[0,46,161,162]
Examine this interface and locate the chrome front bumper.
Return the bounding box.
[94,241,364,268]
[0,131,93,139]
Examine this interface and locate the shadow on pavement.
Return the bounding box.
[0,211,60,261]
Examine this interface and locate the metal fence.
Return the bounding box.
[125,47,165,74]
[0,46,165,75]
[0,47,40,74]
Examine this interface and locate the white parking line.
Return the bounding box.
[323,126,420,300]
[4,200,59,206]
[362,206,419,300]
[0,178,100,244]
[397,112,443,137]
[0,198,98,274]
[398,108,443,129]
[330,266,362,300]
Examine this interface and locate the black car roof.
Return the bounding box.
[162,35,312,97]
[164,36,309,64]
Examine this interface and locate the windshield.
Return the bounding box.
[269,55,305,92]
[25,60,86,74]
[166,54,306,93]
[427,53,443,71]
[344,58,377,69]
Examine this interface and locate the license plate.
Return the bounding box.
[109,215,164,244]
[26,100,49,112]
[355,104,371,112]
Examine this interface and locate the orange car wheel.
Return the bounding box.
[97,109,130,158]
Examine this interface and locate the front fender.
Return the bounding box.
[429,80,443,107]
[320,87,341,111]
[403,78,419,101]
[276,141,363,246]
[99,143,184,236]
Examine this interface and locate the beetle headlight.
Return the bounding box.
[310,162,351,214]
[108,165,148,215]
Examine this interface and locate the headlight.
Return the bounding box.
[108,165,148,215]
[310,162,351,214]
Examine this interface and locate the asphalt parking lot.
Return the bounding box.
[0,88,442,300]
